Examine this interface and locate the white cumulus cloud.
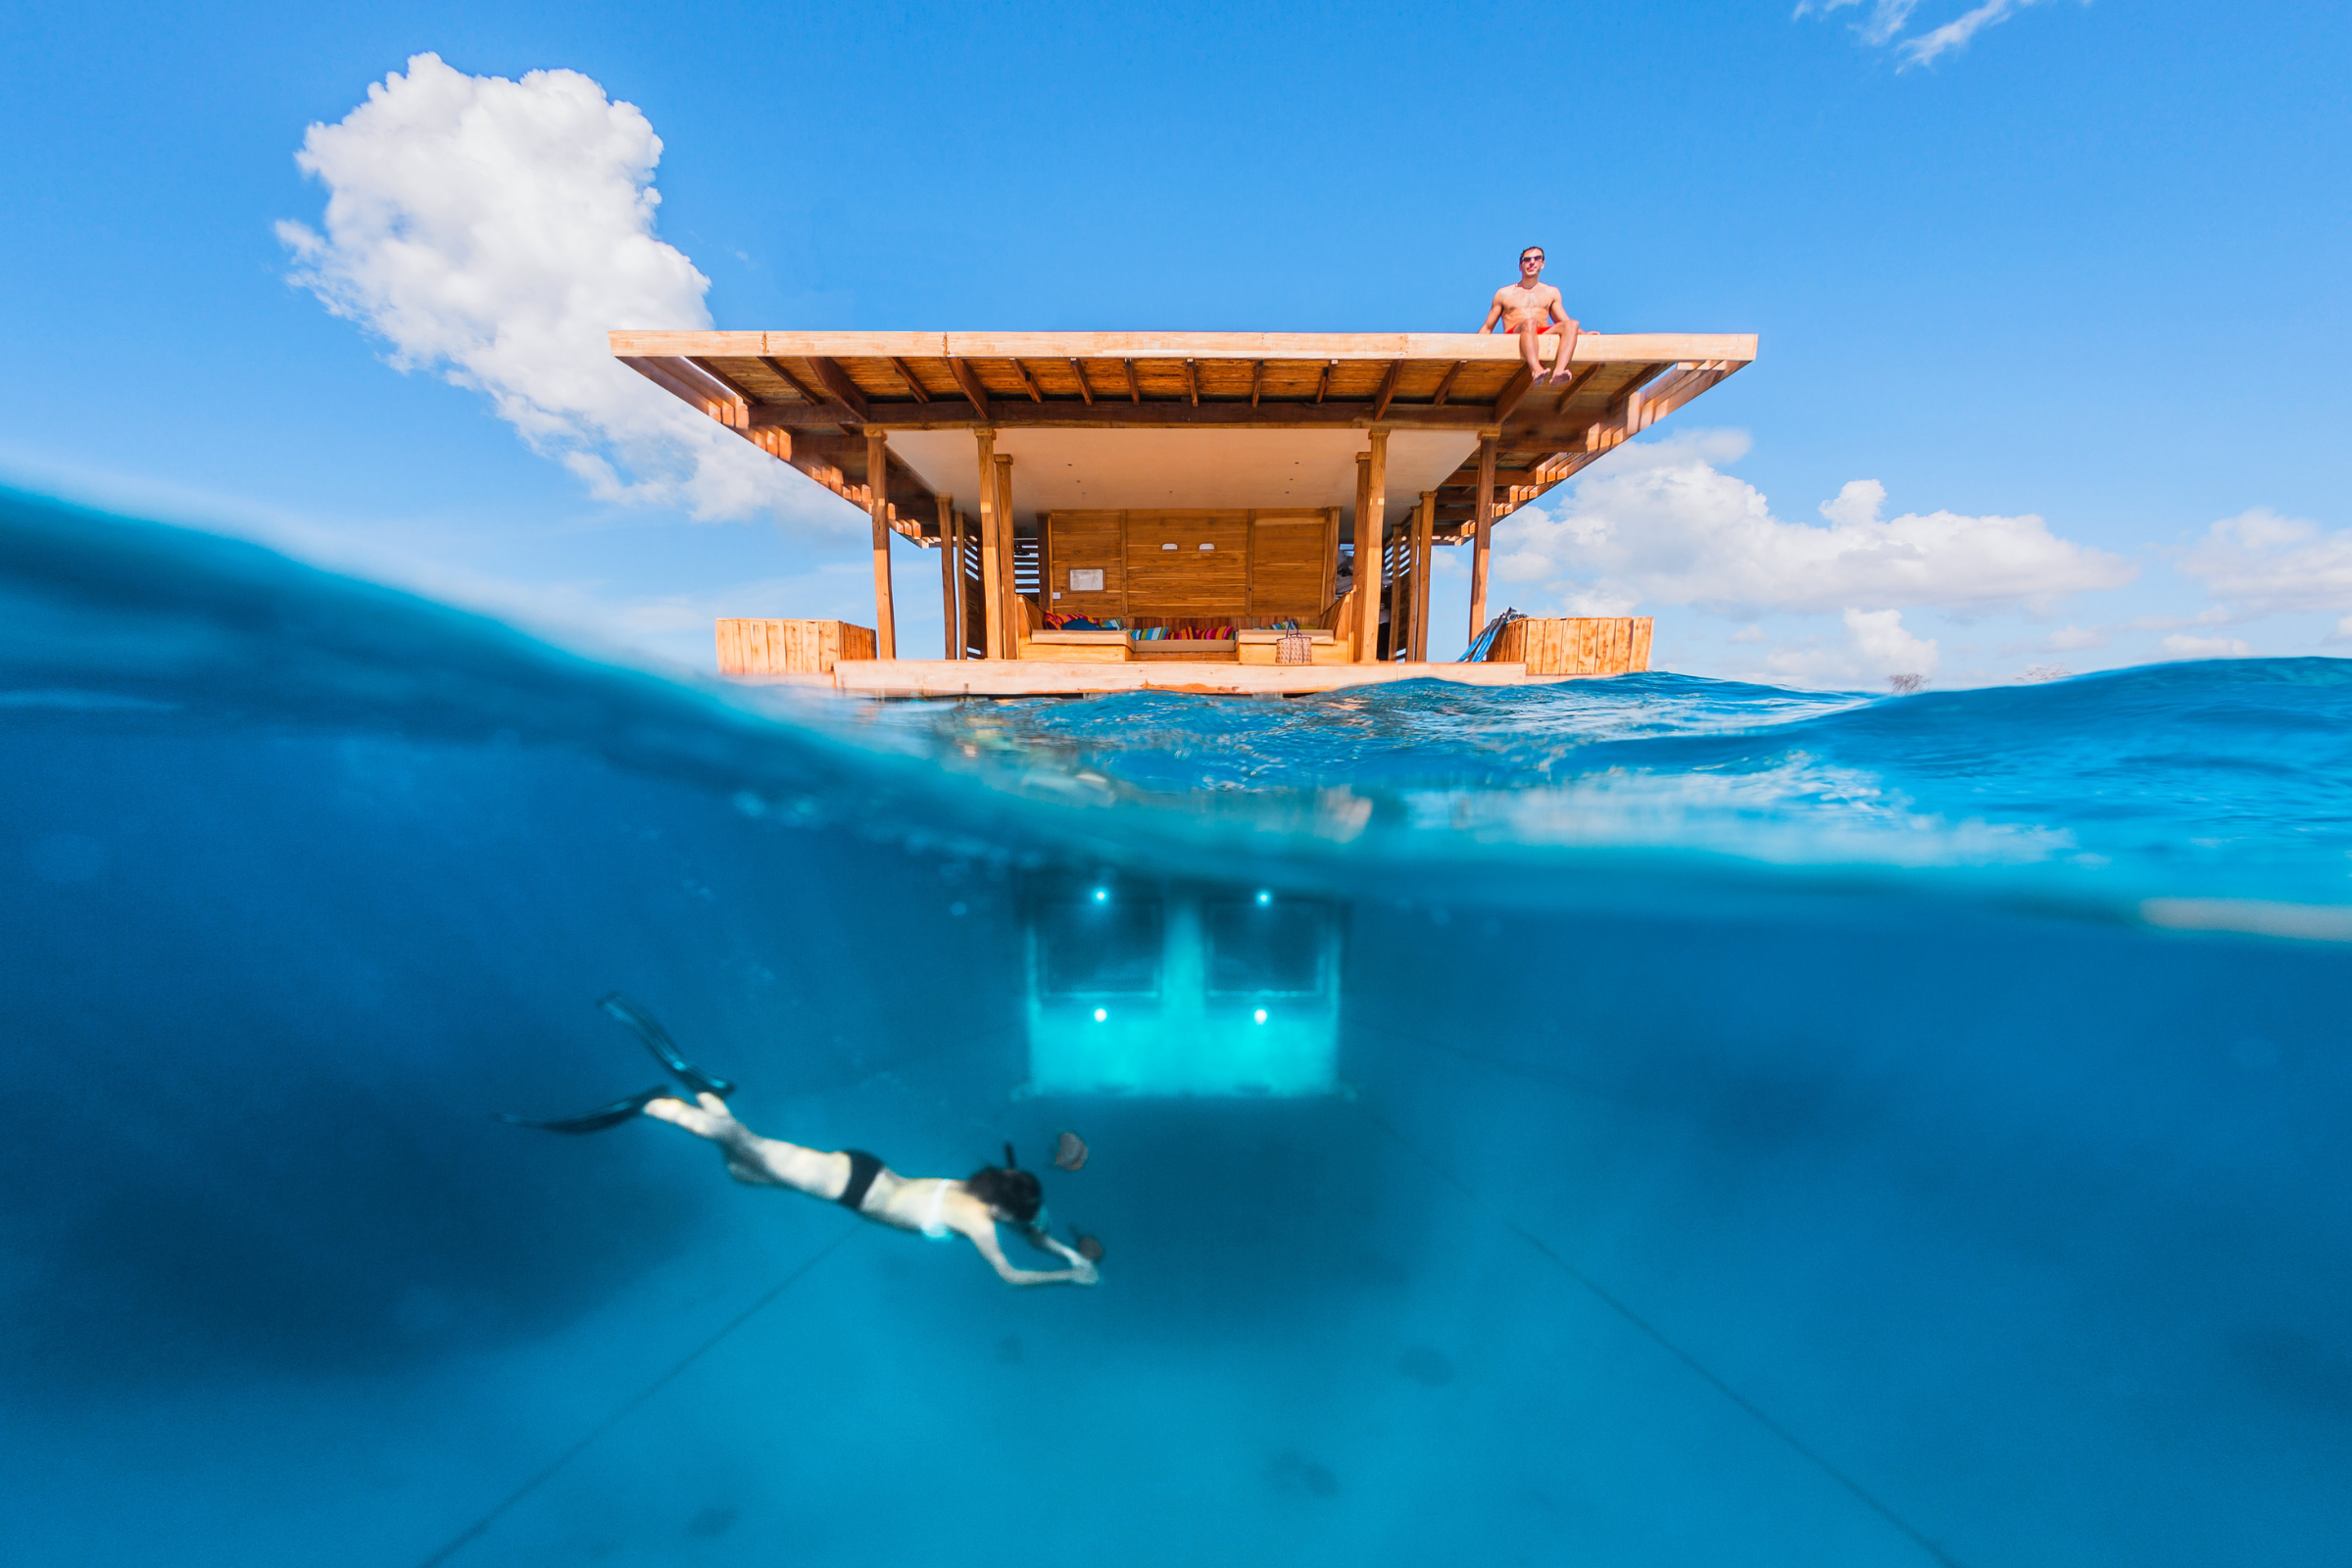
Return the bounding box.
[1490,431,2133,620]
[277,54,829,527]
[2176,507,2352,617]
[2161,633,2253,661]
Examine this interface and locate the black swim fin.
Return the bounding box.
[497,1085,674,1134]
[597,993,736,1100]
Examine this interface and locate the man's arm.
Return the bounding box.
[1479,291,1505,332]
[968,1222,1099,1288]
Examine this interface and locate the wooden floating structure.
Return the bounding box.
[612,328,1752,697]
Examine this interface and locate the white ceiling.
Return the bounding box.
[883,426,1480,525]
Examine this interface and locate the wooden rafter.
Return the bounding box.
[1067,358,1095,406]
[887,357,931,402]
[1315,360,1333,403]
[809,357,871,420]
[1010,359,1046,402]
[1183,359,1200,406]
[1491,366,1536,423]
[1250,360,1263,407]
[946,358,992,418]
[1370,360,1402,420]
[1122,359,1141,403]
[1429,360,1465,406]
[757,355,834,411]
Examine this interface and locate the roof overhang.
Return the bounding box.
[609,329,1755,542]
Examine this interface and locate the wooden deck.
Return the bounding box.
[786,659,1538,699]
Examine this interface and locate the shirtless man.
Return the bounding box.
[1481,247,1580,386]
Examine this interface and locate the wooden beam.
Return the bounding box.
[1351,453,1373,663]
[1360,431,1388,662]
[946,358,993,419]
[1250,360,1263,408]
[747,398,1498,431]
[1467,432,1497,645]
[887,357,931,402]
[1429,360,1465,407]
[1184,359,1200,407]
[1491,366,1535,423]
[683,357,760,408]
[625,357,736,421]
[994,453,1020,657]
[810,358,871,420]
[1122,359,1141,403]
[1370,360,1403,421]
[756,355,847,418]
[867,427,897,660]
[937,494,959,660]
[1011,359,1046,402]
[975,429,1004,660]
[613,327,1760,367]
[1413,491,1436,661]
[1315,361,1333,404]
[1066,359,1095,406]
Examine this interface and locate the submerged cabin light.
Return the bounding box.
[1024,883,1342,1098]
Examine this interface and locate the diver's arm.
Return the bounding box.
[967,1221,1098,1288]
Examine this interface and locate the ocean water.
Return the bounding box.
[5,487,2350,1567]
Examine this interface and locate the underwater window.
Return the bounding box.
[1034,901,1164,998]
[1203,900,1329,996]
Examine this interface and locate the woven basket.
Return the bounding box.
[1276,631,1314,665]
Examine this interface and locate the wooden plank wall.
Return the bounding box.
[1045,510,1127,619]
[1041,508,1336,625]
[716,618,877,675]
[1249,510,1335,620]
[1126,512,1249,618]
[1487,616,1653,676]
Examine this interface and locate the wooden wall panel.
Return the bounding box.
[715,618,876,675]
[1249,510,1334,619]
[1044,511,1127,618]
[1486,616,1653,676]
[1125,511,1250,619]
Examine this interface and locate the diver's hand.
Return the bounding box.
[1069,1257,1100,1287]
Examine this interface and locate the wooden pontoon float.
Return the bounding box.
[612,328,1755,697]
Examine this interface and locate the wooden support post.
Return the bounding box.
[1351,453,1373,663]
[1373,510,1392,658]
[994,452,1020,654]
[1359,428,1388,662]
[1414,490,1436,661]
[1467,430,1497,645]
[866,427,897,659]
[937,494,959,661]
[975,428,1004,659]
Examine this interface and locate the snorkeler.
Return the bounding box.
[501,996,1100,1289]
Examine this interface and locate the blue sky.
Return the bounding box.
[2,0,2346,685]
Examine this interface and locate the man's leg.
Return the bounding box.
[1548,318,1581,385]
[1516,318,1545,381]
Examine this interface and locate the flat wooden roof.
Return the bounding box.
[611,329,1754,544]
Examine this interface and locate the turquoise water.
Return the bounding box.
[5,488,2350,1567]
